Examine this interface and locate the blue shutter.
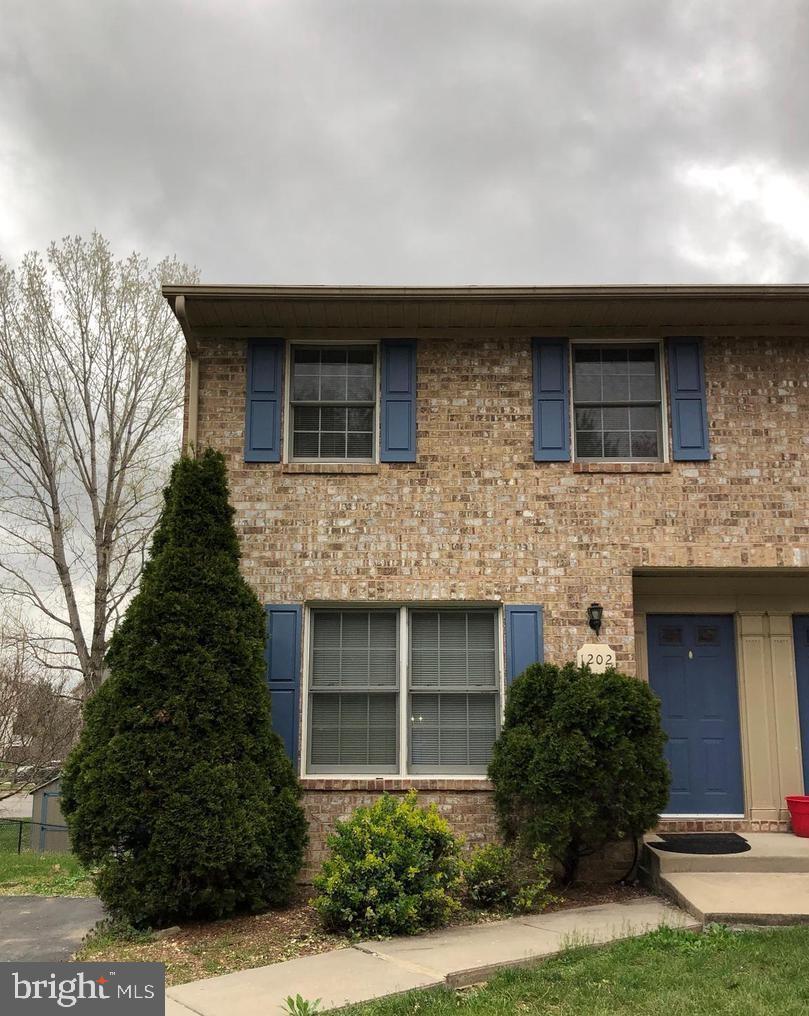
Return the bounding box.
[265,605,301,764]
[380,339,417,462]
[245,339,284,462]
[667,338,710,461]
[532,338,570,461]
[505,605,544,684]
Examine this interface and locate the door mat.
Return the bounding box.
[652,832,751,854]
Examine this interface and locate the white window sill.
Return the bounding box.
[282,462,380,475]
[299,775,493,790]
[573,462,672,474]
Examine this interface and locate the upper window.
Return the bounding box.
[290,345,377,461]
[572,345,663,461]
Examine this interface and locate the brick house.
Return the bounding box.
[164,284,809,879]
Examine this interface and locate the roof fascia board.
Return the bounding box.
[162,284,809,301]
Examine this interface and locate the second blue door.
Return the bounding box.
[794,616,809,793]
[647,614,743,815]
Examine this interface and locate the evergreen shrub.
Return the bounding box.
[488,661,669,882]
[62,450,307,926]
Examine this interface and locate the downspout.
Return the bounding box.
[174,294,199,456]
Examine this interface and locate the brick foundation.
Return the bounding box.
[299,779,638,883]
[300,780,498,882]
[656,818,790,833]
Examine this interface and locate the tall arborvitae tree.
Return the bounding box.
[62,450,307,926]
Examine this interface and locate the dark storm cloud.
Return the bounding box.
[2,0,808,282]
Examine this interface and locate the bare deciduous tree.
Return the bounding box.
[0,636,81,801]
[0,234,196,694]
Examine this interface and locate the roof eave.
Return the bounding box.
[162,283,809,301]
[163,284,809,345]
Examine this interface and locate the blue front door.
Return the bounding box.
[793,616,809,792]
[647,614,743,815]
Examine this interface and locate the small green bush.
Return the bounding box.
[313,791,463,937]
[282,996,322,1016]
[463,843,557,913]
[513,845,558,914]
[463,844,516,910]
[489,661,669,883]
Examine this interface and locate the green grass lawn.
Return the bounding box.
[0,849,94,896]
[343,925,809,1016]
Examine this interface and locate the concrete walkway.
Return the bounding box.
[644,833,809,925]
[167,898,696,1016]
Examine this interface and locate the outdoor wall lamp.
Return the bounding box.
[587,602,604,637]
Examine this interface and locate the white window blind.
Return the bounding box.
[409,610,499,772]
[308,610,398,772]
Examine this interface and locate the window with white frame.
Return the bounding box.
[309,610,398,772]
[290,345,377,461]
[306,607,501,775]
[572,344,663,461]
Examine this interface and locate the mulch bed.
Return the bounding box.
[77,882,654,986]
[77,889,345,985]
[553,881,650,910]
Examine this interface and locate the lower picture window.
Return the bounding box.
[306,607,501,775]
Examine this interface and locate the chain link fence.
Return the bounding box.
[0,816,69,853]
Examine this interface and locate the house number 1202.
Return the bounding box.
[575,644,616,674]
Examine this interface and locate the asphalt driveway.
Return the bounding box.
[0,896,104,960]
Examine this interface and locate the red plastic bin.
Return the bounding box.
[786,796,809,837]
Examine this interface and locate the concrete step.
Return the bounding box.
[660,872,809,926]
[643,833,809,877]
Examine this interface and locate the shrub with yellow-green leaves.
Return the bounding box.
[313,791,463,937]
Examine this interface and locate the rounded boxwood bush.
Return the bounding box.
[488,661,669,883]
[313,791,463,937]
[61,449,307,927]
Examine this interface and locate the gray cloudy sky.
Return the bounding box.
[2,0,809,284]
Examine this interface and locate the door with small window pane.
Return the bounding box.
[409,610,499,774]
[308,610,398,772]
[647,615,743,815]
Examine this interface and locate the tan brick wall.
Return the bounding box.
[300,780,498,882]
[300,781,635,883]
[195,333,808,661]
[192,332,809,876]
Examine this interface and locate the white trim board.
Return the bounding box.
[660,814,745,820]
